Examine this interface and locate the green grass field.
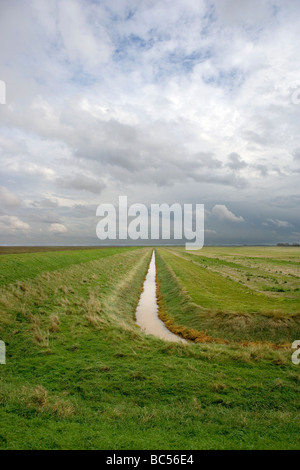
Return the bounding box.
[156,247,300,344]
[0,246,299,449]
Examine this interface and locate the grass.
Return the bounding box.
[156,247,300,344]
[0,246,138,287]
[0,246,117,255]
[0,246,299,449]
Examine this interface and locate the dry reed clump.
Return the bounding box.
[51,398,76,418]
[28,313,41,326]
[57,295,79,315]
[57,296,70,308]
[49,314,60,333]
[0,290,13,309]
[0,309,11,327]
[58,285,75,294]
[16,281,28,293]
[41,272,52,281]
[20,385,75,418]
[33,326,49,347]
[12,282,45,303]
[19,304,27,316]
[28,315,49,347]
[84,291,108,329]
[30,385,48,407]
[212,382,227,392]
[265,316,297,328]
[0,289,15,327]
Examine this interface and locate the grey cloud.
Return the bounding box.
[195,152,223,168]
[17,209,63,225]
[242,130,274,147]
[214,0,274,28]
[189,169,247,188]
[227,153,247,170]
[253,164,268,177]
[293,149,300,161]
[56,174,105,194]
[31,198,59,209]
[66,204,97,219]
[64,117,247,188]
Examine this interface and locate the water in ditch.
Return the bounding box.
[135,250,187,343]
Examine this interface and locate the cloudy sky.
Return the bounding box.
[0,0,299,245]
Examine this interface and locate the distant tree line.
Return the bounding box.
[277,242,300,246]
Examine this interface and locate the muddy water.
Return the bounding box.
[136,250,186,343]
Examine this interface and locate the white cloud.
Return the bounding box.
[48,223,67,234]
[267,218,292,228]
[212,205,245,223]
[0,186,20,208]
[57,0,113,68]
[0,216,30,233]
[3,160,55,180]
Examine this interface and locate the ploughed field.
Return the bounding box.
[0,246,299,449]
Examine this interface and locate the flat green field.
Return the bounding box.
[0,246,299,449]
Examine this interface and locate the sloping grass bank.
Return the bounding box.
[0,246,138,287]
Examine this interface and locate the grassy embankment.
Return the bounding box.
[0,246,299,449]
[156,247,300,345]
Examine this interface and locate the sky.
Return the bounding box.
[0,0,299,245]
